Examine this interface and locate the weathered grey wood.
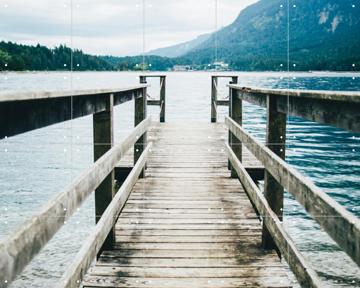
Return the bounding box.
[134,88,147,178]
[230,86,360,133]
[225,116,360,267]
[82,276,291,288]
[216,99,229,106]
[83,121,291,288]
[160,76,166,123]
[93,93,115,254]
[0,86,147,139]
[262,95,287,250]
[211,76,218,123]
[58,144,152,288]
[227,143,322,287]
[147,100,161,106]
[229,84,242,178]
[0,117,151,287]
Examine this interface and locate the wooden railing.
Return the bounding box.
[0,85,152,288]
[141,75,166,123]
[225,84,360,287]
[211,75,237,122]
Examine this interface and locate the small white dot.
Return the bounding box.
[4,63,7,67]
[64,64,67,67]
[293,4,296,8]
[352,64,356,67]
[293,64,296,67]
[280,64,283,67]
[352,4,356,8]
[77,64,80,67]
[280,4,283,8]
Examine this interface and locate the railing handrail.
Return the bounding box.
[226,143,321,287]
[225,116,360,266]
[59,143,152,288]
[0,85,148,103]
[229,85,360,103]
[0,117,152,286]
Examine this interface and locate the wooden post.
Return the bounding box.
[229,87,242,178]
[93,93,115,255]
[211,76,218,123]
[134,84,147,178]
[160,76,166,123]
[262,95,287,250]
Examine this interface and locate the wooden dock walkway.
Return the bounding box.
[82,122,291,288]
[1,76,359,288]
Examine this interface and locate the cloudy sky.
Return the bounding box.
[0,0,257,56]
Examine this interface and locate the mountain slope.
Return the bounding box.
[182,0,360,70]
[147,33,211,58]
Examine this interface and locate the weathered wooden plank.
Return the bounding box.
[58,144,152,288]
[87,266,288,278]
[97,257,281,267]
[230,85,360,133]
[99,249,277,259]
[0,117,151,286]
[0,86,147,138]
[226,115,360,267]
[83,121,291,288]
[82,276,291,288]
[114,229,261,236]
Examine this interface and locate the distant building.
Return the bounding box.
[172,65,192,71]
[213,61,229,71]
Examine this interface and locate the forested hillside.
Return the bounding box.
[0,42,112,71]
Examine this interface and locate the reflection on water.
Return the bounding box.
[0,72,359,287]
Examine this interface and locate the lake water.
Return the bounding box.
[0,71,359,287]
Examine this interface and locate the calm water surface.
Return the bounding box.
[0,71,359,287]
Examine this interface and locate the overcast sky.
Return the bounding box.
[0,0,257,56]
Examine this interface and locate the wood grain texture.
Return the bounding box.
[82,122,292,288]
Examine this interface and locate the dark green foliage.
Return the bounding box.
[182,0,360,71]
[0,41,113,71]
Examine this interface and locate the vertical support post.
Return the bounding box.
[160,76,166,123]
[93,93,115,255]
[229,87,242,178]
[228,76,239,170]
[134,84,147,178]
[262,95,287,250]
[211,76,218,123]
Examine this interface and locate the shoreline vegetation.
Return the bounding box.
[1,41,359,73]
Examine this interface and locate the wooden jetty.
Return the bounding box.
[0,75,359,288]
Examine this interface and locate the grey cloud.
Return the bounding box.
[0,0,257,55]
